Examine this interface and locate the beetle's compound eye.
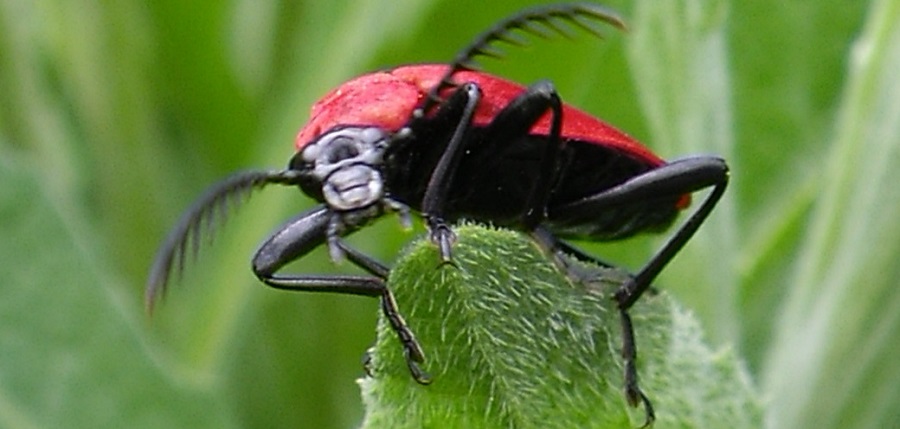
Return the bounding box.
[294,126,389,210]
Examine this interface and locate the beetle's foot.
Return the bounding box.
[625,384,655,428]
[405,345,432,385]
[407,359,432,385]
[361,343,431,384]
[426,217,456,263]
[399,329,431,384]
[614,278,642,310]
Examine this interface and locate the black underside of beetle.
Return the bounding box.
[383,129,680,240]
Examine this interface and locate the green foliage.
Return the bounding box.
[360,226,761,428]
[1,0,898,428]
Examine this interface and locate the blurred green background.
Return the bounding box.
[1,0,899,428]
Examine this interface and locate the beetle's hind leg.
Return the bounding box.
[529,227,655,427]
[620,308,656,428]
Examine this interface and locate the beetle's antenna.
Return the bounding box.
[416,2,626,117]
[145,169,304,313]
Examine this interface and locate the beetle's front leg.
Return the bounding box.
[420,82,483,262]
[256,271,431,384]
[252,206,430,384]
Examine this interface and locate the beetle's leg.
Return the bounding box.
[252,207,430,384]
[479,80,565,229]
[551,155,728,309]
[257,273,430,384]
[420,82,482,262]
[532,226,664,295]
[620,308,656,428]
[533,225,653,426]
[531,226,619,271]
[547,156,726,424]
[421,80,563,261]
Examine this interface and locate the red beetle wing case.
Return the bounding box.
[296,65,664,168]
[294,71,424,149]
[294,65,690,213]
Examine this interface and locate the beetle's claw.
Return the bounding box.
[629,388,655,428]
[407,356,433,385]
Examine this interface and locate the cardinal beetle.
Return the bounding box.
[147,3,727,426]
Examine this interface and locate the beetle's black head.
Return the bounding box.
[290,126,390,211]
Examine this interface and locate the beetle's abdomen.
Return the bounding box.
[387,134,680,240]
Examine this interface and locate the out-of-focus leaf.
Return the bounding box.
[627,0,739,345]
[763,1,900,428]
[0,154,236,428]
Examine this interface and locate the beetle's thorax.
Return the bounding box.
[294,126,390,211]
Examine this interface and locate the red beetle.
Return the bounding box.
[147,3,727,426]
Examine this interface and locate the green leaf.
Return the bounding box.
[360,225,761,428]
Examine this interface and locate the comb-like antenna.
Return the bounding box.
[145,169,303,312]
[415,3,626,118]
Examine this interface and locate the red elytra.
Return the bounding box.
[295,65,665,169]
